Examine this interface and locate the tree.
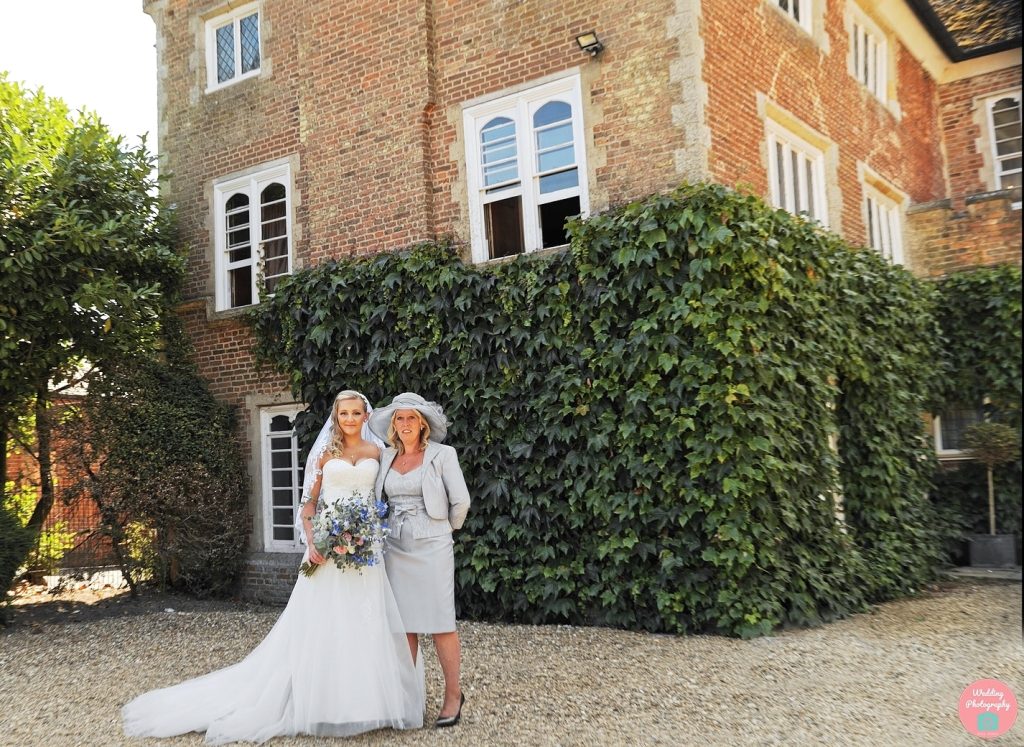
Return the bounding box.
[963,421,1021,536]
[0,74,183,572]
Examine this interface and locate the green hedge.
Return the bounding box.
[250,183,942,637]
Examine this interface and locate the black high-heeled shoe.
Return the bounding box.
[435,692,465,728]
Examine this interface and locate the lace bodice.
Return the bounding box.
[320,458,379,502]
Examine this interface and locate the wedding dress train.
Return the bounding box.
[122,458,423,744]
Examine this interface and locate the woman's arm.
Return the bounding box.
[440,447,471,530]
[300,452,330,561]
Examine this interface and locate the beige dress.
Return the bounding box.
[383,465,457,633]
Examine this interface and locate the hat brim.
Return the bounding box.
[368,401,448,444]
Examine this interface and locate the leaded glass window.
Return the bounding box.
[207,4,261,90]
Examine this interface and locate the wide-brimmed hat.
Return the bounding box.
[368,392,449,444]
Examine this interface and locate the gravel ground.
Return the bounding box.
[1,578,1021,747]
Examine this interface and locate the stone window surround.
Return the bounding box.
[845,2,901,119]
[462,70,591,264]
[210,156,296,314]
[759,97,842,231]
[932,405,985,461]
[764,0,829,52]
[976,89,1022,209]
[203,1,262,93]
[858,163,907,265]
[763,111,833,228]
[246,394,307,553]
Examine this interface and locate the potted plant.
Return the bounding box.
[962,421,1020,568]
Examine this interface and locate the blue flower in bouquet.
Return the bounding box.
[374,499,388,518]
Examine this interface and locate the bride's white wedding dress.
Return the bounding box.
[122,458,424,744]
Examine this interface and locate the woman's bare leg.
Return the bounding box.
[406,633,419,664]
[432,631,462,716]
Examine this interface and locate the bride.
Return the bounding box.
[122,390,424,744]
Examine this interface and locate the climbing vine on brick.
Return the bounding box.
[930,265,1022,557]
[249,183,943,637]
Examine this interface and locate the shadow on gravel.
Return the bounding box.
[4,585,250,631]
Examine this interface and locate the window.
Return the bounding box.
[849,8,888,101]
[774,0,812,33]
[205,3,261,91]
[934,404,984,458]
[766,121,828,226]
[213,161,292,311]
[863,182,903,264]
[261,406,305,550]
[987,95,1022,202]
[464,74,589,262]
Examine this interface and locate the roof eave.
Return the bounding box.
[904,0,1022,62]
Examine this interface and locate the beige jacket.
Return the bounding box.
[375,442,471,530]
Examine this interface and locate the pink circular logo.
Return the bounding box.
[959,679,1018,739]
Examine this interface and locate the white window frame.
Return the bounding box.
[205,2,261,92]
[862,180,904,264]
[213,160,293,312]
[985,93,1022,208]
[463,73,590,263]
[772,0,813,33]
[933,409,983,461]
[260,404,305,551]
[849,5,888,102]
[766,119,829,226]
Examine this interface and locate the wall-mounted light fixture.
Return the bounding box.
[575,31,604,57]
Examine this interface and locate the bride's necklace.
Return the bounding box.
[336,442,365,465]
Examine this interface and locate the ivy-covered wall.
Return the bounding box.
[933,265,1022,420]
[930,265,1022,558]
[250,184,942,637]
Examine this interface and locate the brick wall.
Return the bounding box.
[151,0,968,393]
[938,66,1022,208]
[907,191,1021,277]
[426,0,688,239]
[905,66,1022,275]
[4,397,114,571]
[701,0,945,248]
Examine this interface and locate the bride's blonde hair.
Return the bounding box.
[329,390,369,457]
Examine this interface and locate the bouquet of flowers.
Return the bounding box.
[299,492,390,577]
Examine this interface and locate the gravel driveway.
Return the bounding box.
[1,578,1021,746]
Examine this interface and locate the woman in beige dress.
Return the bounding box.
[370,392,471,728]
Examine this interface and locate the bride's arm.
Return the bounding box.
[300,452,330,559]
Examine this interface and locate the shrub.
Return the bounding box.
[0,497,33,621]
[4,476,76,574]
[66,353,250,598]
[931,462,1021,560]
